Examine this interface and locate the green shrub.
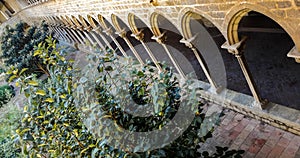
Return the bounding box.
[13,36,97,157]
[0,67,5,74]
[0,21,53,78]
[0,102,22,158]
[0,84,15,107]
[11,37,244,157]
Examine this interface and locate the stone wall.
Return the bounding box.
[13,0,300,52]
[1,0,300,135]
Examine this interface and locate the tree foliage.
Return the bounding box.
[0,21,52,76]
[0,84,15,107]
[10,36,244,157]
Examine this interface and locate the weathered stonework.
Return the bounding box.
[1,0,300,135]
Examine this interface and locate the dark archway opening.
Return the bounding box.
[238,11,300,109]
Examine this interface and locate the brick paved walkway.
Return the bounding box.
[199,108,300,158]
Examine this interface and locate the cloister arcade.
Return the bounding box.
[1,0,300,134]
[42,8,300,111]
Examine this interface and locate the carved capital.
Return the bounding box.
[131,29,145,41]
[287,46,300,63]
[221,36,247,56]
[92,26,102,33]
[180,35,197,49]
[115,28,127,38]
[103,27,113,36]
[85,26,93,32]
[151,32,167,44]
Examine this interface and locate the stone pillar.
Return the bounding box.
[64,27,80,44]
[75,29,89,45]
[180,37,220,93]
[52,26,69,42]
[83,30,97,47]
[70,28,85,44]
[58,27,74,43]
[89,31,105,50]
[93,26,114,51]
[152,32,186,79]
[222,37,266,109]
[116,28,144,65]
[131,30,162,71]
[103,27,127,57]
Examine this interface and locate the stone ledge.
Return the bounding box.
[193,80,300,136]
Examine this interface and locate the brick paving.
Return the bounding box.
[199,108,300,158]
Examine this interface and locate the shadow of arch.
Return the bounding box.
[111,13,149,62]
[181,11,227,89]
[96,14,130,56]
[149,12,208,80]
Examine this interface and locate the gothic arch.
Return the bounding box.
[149,12,178,36]
[178,7,223,37]
[71,15,83,30]
[64,16,77,28]
[87,14,98,28]
[224,3,296,46]
[78,15,92,30]
[111,14,122,31]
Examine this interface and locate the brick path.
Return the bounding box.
[199,108,300,158]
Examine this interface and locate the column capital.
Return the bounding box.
[92,26,102,32]
[115,28,126,38]
[103,27,113,36]
[131,29,144,41]
[221,36,247,56]
[287,46,300,63]
[179,35,197,49]
[151,32,167,44]
[84,26,93,32]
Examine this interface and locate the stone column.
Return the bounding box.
[89,30,105,50]
[131,30,162,71]
[116,28,144,65]
[152,32,186,79]
[222,37,266,109]
[58,27,74,43]
[103,27,127,57]
[180,37,220,93]
[75,29,89,45]
[70,28,85,44]
[52,26,69,42]
[83,30,97,47]
[93,26,114,51]
[64,27,80,44]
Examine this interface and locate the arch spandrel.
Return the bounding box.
[223,3,297,47]
[178,7,225,39]
[127,12,152,34]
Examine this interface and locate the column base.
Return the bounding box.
[208,86,224,94]
[251,99,269,110]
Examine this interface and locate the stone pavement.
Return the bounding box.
[199,108,300,158]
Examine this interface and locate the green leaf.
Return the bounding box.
[36,89,46,96]
[44,98,54,103]
[8,75,17,82]
[28,80,38,86]
[19,68,28,75]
